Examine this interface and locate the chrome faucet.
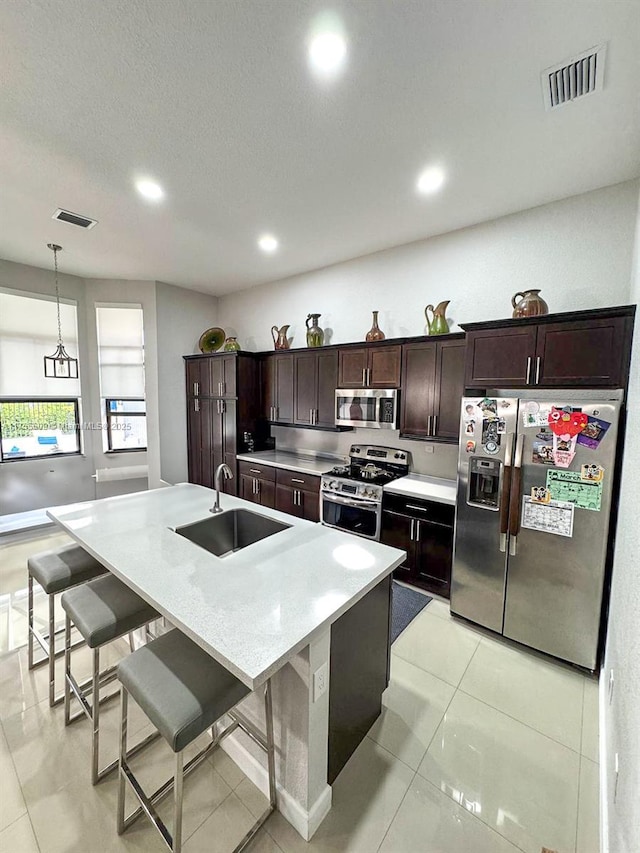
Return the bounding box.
[210,463,233,514]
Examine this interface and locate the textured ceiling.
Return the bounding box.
[1,0,639,294]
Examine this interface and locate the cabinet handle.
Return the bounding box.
[525,357,532,385]
[291,478,304,484]
[276,406,279,420]
[406,504,429,512]
[367,368,371,386]
[249,468,262,474]
[193,381,199,396]
[432,415,437,435]
[194,399,200,412]
[220,400,226,414]
[361,368,366,386]
[416,519,421,539]
[535,356,541,384]
[426,415,432,436]
[410,518,415,541]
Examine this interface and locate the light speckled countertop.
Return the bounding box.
[48,484,404,688]
[384,473,457,506]
[236,449,344,477]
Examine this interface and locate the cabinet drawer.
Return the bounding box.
[383,493,454,526]
[238,461,276,482]
[275,468,320,493]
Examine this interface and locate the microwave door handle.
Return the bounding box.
[498,433,514,553]
[508,434,525,555]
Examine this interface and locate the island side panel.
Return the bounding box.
[328,574,392,784]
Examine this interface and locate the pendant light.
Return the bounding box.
[43,243,79,379]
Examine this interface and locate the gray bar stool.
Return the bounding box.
[61,573,160,784]
[117,629,276,853]
[28,543,108,706]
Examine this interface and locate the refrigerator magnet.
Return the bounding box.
[521,496,574,537]
[548,407,589,438]
[465,440,476,453]
[576,417,610,450]
[532,439,554,465]
[552,433,577,468]
[479,398,498,418]
[531,486,551,504]
[465,420,476,436]
[484,440,499,455]
[581,463,604,483]
[497,418,507,435]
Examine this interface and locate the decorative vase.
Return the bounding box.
[511,289,549,318]
[222,336,240,352]
[271,324,291,350]
[305,314,324,347]
[425,300,450,335]
[365,311,385,342]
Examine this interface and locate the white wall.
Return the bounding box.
[155,281,218,485]
[218,181,639,351]
[602,187,640,853]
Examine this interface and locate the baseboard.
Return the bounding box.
[220,733,332,841]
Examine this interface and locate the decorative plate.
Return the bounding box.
[198,327,226,353]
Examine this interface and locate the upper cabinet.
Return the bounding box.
[337,344,402,388]
[293,350,339,428]
[262,354,295,424]
[186,355,237,398]
[399,335,466,442]
[463,307,635,390]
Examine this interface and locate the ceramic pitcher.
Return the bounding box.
[511,289,549,318]
[271,324,291,350]
[425,300,450,335]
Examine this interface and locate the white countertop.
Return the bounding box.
[48,484,404,689]
[384,473,457,506]
[236,450,343,477]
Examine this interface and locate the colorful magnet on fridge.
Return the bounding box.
[548,407,588,438]
[581,463,604,482]
[552,433,577,468]
[530,487,551,504]
[576,417,611,450]
[479,398,498,418]
[497,418,507,435]
[484,440,499,455]
[465,420,476,436]
[465,440,476,453]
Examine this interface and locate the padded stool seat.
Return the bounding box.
[28,544,107,594]
[62,574,158,649]
[61,573,160,784]
[117,630,275,853]
[27,543,108,706]
[118,629,250,753]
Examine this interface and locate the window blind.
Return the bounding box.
[96,305,145,398]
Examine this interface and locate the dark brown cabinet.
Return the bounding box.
[275,469,320,521]
[381,493,454,597]
[400,336,465,442]
[338,345,401,388]
[185,353,261,494]
[293,350,339,428]
[186,398,238,494]
[238,461,276,508]
[463,307,635,390]
[263,354,295,423]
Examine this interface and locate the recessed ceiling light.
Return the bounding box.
[308,32,347,75]
[135,179,164,201]
[258,234,278,253]
[416,167,446,195]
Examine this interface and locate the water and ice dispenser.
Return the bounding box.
[467,457,501,510]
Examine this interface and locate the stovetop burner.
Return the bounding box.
[323,445,410,487]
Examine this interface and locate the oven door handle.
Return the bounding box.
[323,493,379,508]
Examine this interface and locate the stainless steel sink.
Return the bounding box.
[175,508,290,558]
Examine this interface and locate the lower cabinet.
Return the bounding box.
[238,461,276,508]
[380,493,454,597]
[274,469,320,522]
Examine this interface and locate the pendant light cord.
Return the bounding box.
[53,245,63,346]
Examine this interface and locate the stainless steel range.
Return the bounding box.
[321,445,410,540]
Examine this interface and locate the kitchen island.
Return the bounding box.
[47,483,405,840]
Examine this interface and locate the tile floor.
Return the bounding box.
[0,535,600,852]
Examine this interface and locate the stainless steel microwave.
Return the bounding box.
[335,389,399,429]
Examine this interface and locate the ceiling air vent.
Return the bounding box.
[52,208,98,229]
[542,44,606,110]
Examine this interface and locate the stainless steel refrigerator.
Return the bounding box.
[451,392,622,670]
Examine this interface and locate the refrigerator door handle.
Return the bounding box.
[508,433,525,552]
[499,433,514,552]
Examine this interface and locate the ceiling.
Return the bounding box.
[1,0,639,295]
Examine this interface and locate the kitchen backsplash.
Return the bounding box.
[271,426,458,480]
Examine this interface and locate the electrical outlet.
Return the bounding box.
[424,444,434,454]
[313,662,328,702]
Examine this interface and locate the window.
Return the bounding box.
[96,305,147,452]
[105,399,147,452]
[0,399,80,461]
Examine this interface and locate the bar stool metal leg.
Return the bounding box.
[173,751,184,853]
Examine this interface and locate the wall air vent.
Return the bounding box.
[542,44,606,110]
[52,208,98,229]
